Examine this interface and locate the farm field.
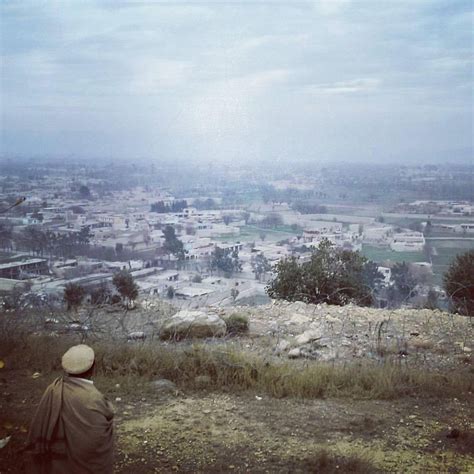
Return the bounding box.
[362,240,474,286]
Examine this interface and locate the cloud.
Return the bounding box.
[305,78,381,95]
[0,0,472,163]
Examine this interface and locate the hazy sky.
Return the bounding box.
[1,1,472,164]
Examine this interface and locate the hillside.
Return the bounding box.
[0,303,473,473]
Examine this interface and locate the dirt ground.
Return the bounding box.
[1,369,473,473]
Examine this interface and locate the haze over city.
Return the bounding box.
[1,2,474,473]
[1,0,472,164]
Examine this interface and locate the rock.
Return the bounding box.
[127,331,146,341]
[288,301,307,313]
[274,339,290,353]
[295,329,322,345]
[151,379,177,393]
[290,314,311,325]
[288,348,301,359]
[463,346,472,353]
[160,311,226,340]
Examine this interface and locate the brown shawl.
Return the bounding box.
[25,376,114,474]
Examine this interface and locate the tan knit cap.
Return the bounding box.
[61,344,95,375]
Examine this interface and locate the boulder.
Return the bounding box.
[151,379,177,393]
[288,348,301,359]
[160,310,226,340]
[295,329,322,345]
[274,339,291,355]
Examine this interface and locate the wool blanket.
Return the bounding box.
[25,376,114,474]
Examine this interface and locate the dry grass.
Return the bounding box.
[298,449,381,474]
[4,334,473,401]
[223,313,249,335]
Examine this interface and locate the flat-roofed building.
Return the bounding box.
[0,258,49,279]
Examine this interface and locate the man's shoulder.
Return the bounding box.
[65,377,114,414]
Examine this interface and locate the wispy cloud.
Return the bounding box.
[305,78,381,95]
[0,0,472,163]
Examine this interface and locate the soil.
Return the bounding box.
[1,369,473,473]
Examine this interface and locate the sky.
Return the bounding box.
[0,0,472,165]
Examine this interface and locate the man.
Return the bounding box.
[25,344,114,473]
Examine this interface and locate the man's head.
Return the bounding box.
[61,344,95,378]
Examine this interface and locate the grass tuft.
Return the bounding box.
[223,313,249,335]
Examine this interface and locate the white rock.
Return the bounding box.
[290,313,311,325]
[276,339,290,352]
[288,348,301,359]
[160,310,226,340]
[151,379,177,392]
[295,329,322,345]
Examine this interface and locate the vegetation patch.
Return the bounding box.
[223,313,249,335]
[297,449,380,474]
[6,335,473,401]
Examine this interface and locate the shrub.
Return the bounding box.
[444,250,474,316]
[224,313,249,335]
[112,270,139,308]
[267,238,380,306]
[64,283,86,310]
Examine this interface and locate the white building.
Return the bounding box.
[390,232,425,252]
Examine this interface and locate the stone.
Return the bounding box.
[463,346,472,353]
[295,329,322,345]
[151,379,177,393]
[288,348,301,359]
[290,314,311,325]
[160,311,226,340]
[289,301,307,313]
[276,339,290,352]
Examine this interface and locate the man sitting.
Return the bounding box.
[25,344,114,473]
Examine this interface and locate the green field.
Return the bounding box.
[215,225,298,244]
[361,245,424,264]
[429,239,474,285]
[362,240,474,285]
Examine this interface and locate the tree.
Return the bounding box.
[163,225,184,260]
[167,286,175,299]
[79,185,92,200]
[223,215,232,226]
[361,261,384,292]
[112,270,139,308]
[251,253,272,281]
[209,247,242,277]
[0,222,13,251]
[260,213,283,229]
[151,200,187,213]
[64,283,86,310]
[266,239,374,306]
[444,250,474,316]
[89,282,111,306]
[425,288,439,310]
[230,287,239,302]
[391,262,417,301]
